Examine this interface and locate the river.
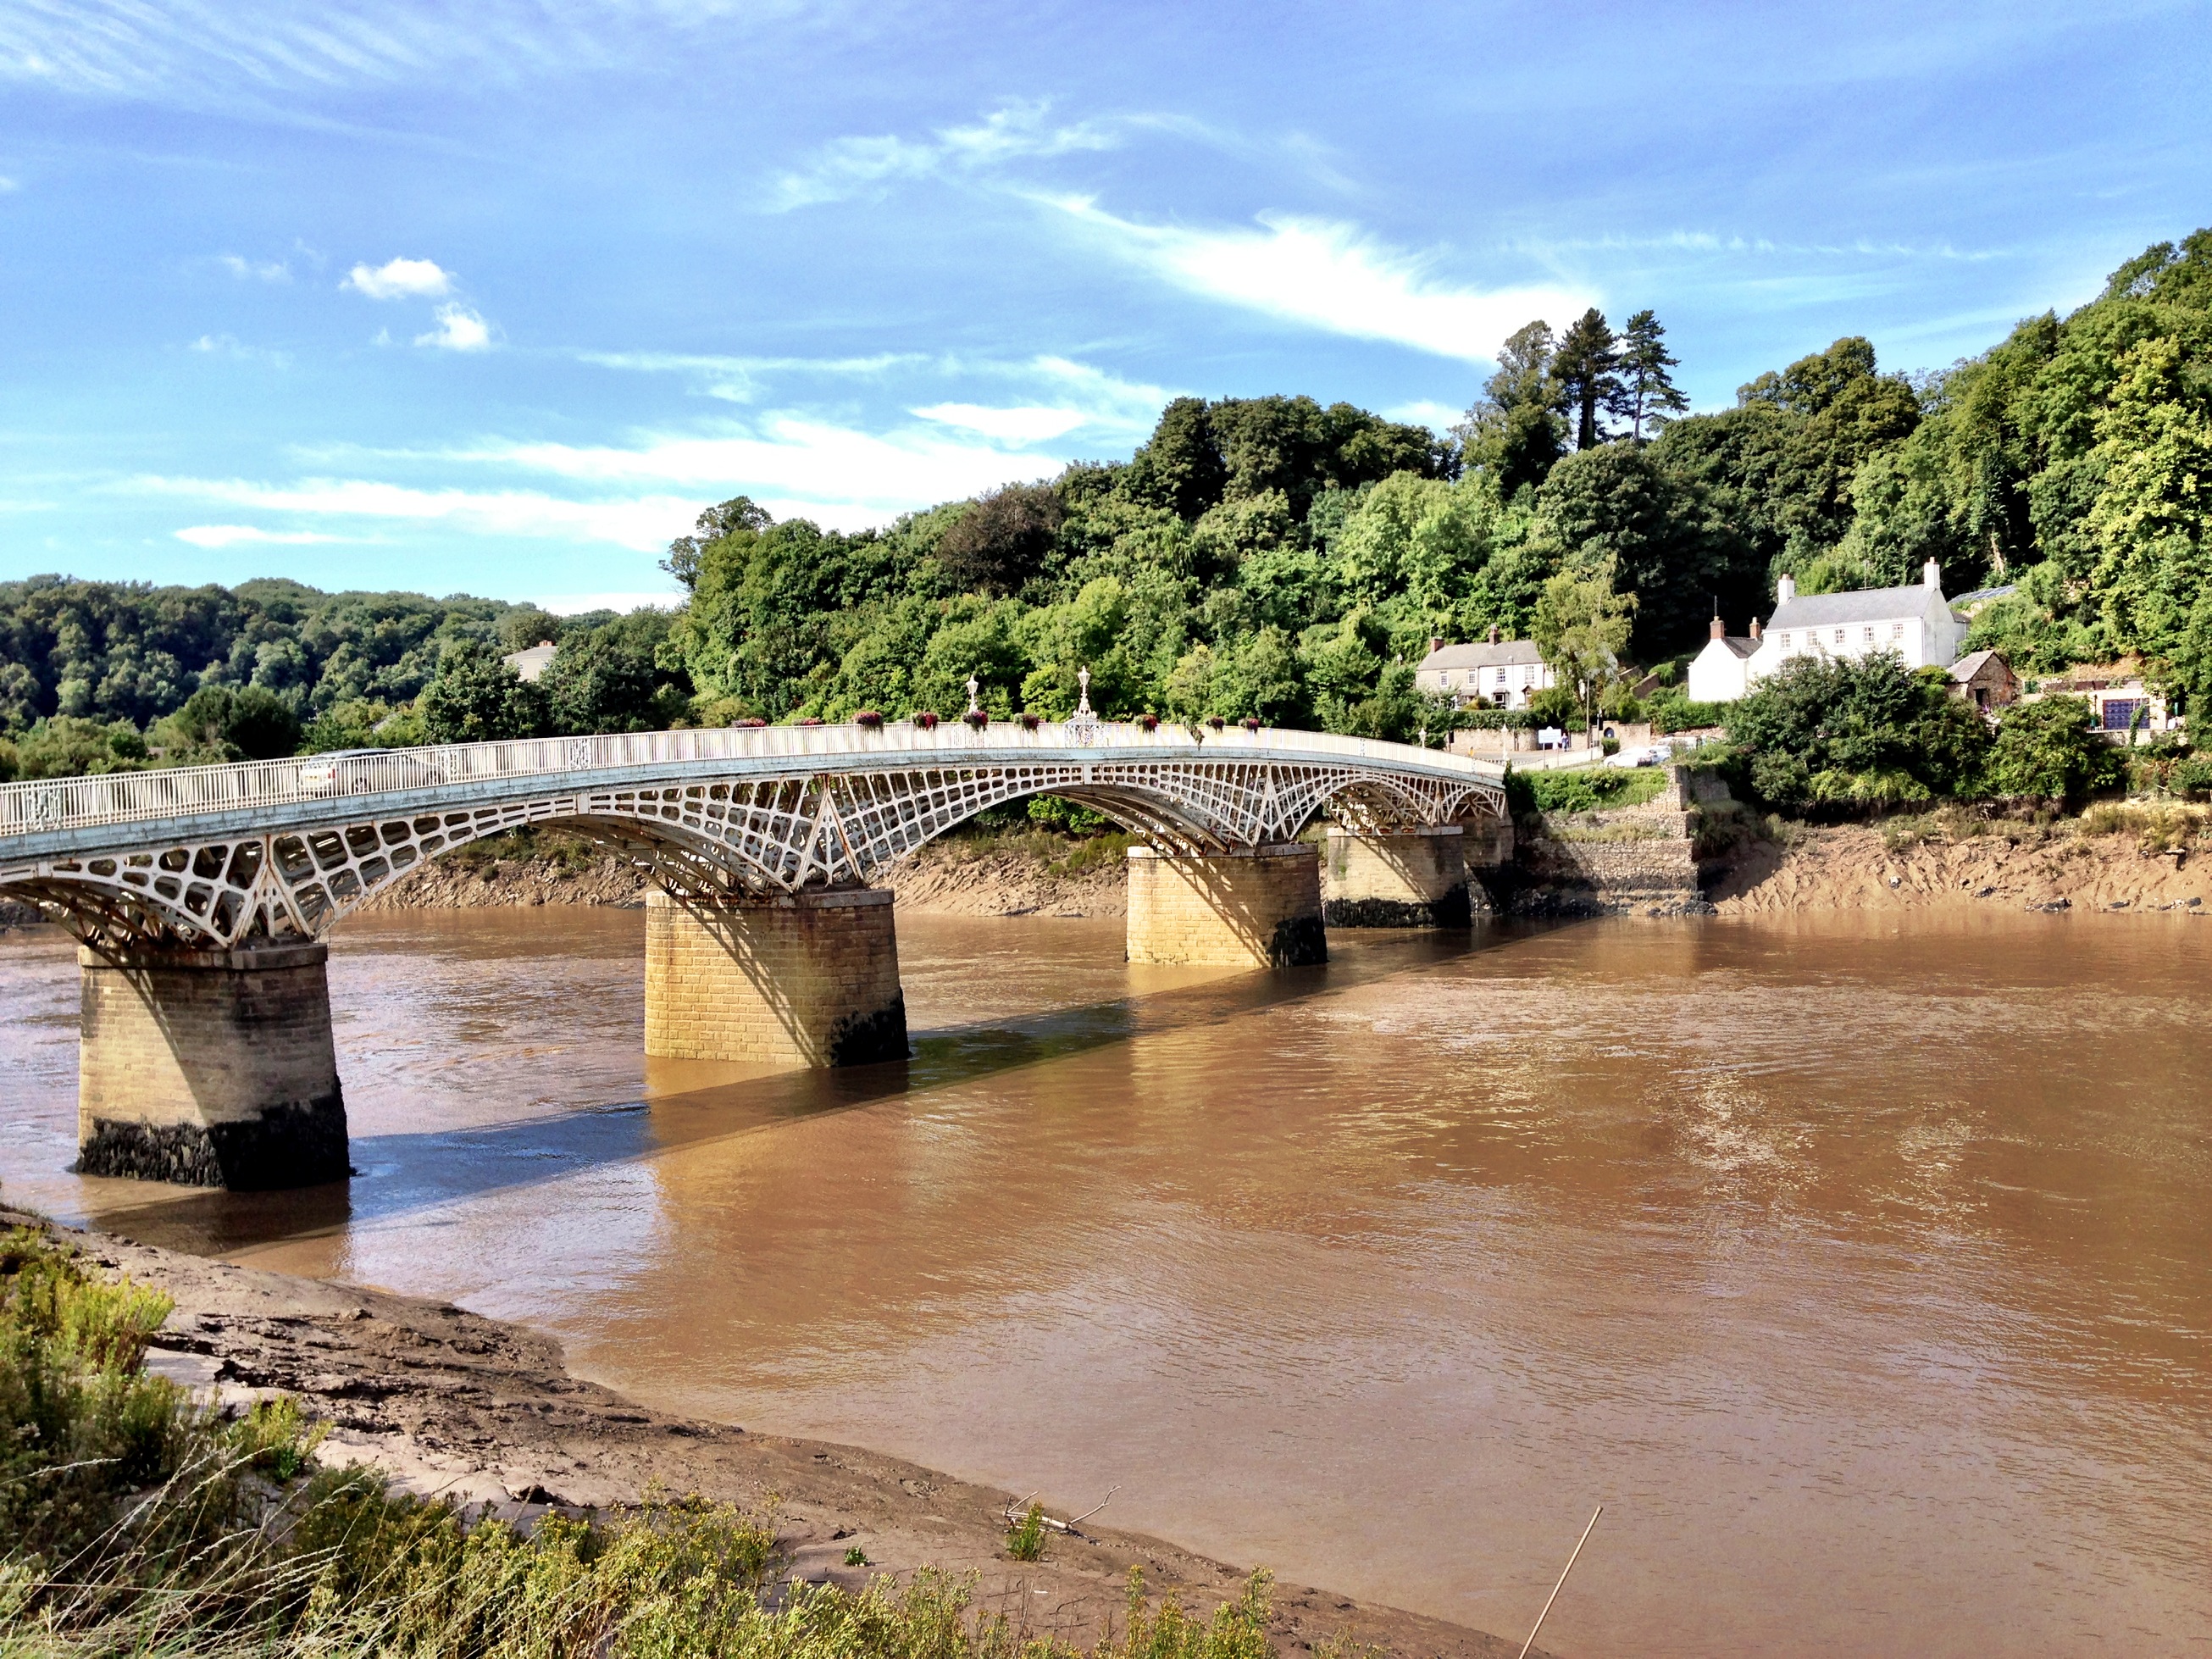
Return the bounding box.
[2,908,2206,1656]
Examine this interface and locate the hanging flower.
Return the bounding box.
[1137,712,1159,732]
[796,717,824,727]
[912,710,940,730]
[1241,717,1261,730]
[855,710,884,730]
[735,717,768,729]
[963,708,990,730]
[1206,715,1226,730]
[1018,711,1041,731]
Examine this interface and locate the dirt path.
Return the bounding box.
[14,1210,1533,1658]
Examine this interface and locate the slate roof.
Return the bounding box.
[1949,648,2005,683]
[1416,640,1546,672]
[1768,583,1943,631]
[1707,636,1760,660]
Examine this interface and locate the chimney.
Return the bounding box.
[1777,573,1797,605]
[1923,558,1943,591]
[1487,624,1499,645]
[1710,614,1726,641]
[1749,617,1763,641]
[1428,635,1443,657]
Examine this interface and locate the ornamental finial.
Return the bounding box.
[966,675,981,716]
[1074,667,1092,718]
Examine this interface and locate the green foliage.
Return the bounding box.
[1531,556,1637,728]
[1644,687,1729,733]
[1005,1503,1046,1562]
[1985,696,2123,804]
[147,684,303,764]
[1507,764,1670,817]
[1726,654,1991,813]
[12,716,149,779]
[419,639,550,744]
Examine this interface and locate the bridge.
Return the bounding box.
[0,714,1508,1191]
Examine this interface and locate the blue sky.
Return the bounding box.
[3,0,2208,610]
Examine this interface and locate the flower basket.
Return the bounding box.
[963,709,989,730]
[796,717,824,727]
[855,710,884,730]
[912,711,939,730]
[1241,717,1261,731]
[735,717,768,729]
[1018,711,1041,731]
[1137,713,1159,732]
[1206,715,1225,731]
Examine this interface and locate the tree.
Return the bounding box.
[1617,310,1689,441]
[1550,308,1622,452]
[935,483,1064,596]
[1985,696,2121,803]
[1725,654,1990,813]
[1459,322,1566,501]
[661,497,773,591]
[1531,556,1637,733]
[540,629,662,735]
[1530,444,1733,660]
[419,640,548,743]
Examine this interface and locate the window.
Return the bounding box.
[1780,632,1792,647]
[1863,626,1875,644]
[1892,622,1904,640]
[1832,628,1846,646]
[2101,698,2144,731]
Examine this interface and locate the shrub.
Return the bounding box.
[1005,1501,1046,1562]
[1726,655,1989,815]
[1987,696,2122,806]
[2174,754,2212,799]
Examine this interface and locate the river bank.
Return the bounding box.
[322,810,2212,924]
[7,1205,1531,1659]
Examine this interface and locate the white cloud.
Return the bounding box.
[1046,198,1591,364]
[416,304,491,351]
[344,257,452,300]
[911,403,1094,444]
[0,176,19,194]
[1385,399,1466,433]
[577,349,922,402]
[219,252,288,281]
[773,99,1121,208]
[189,333,291,366]
[137,476,701,552]
[173,524,346,547]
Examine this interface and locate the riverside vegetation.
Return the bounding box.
[0,1223,1322,1659]
[2,226,2210,791]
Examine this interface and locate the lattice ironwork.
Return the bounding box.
[1,733,1504,950]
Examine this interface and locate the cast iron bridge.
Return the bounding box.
[0,719,1507,950]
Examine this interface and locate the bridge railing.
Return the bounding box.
[0,721,1502,838]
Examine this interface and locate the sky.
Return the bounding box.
[2,1,2208,612]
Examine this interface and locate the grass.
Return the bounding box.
[2077,801,2203,852]
[2,1223,1306,1659]
[1509,763,1673,818]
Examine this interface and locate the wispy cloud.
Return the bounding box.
[1384,399,1466,433]
[772,99,1123,208]
[1045,199,1589,364]
[576,349,924,402]
[345,257,452,300]
[911,403,1094,444]
[189,333,291,367]
[139,475,702,552]
[218,252,289,281]
[416,304,492,351]
[173,524,346,547]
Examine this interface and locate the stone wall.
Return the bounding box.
[1503,768,1737,916]
[77,941,349,1189]
[1126,844,1326,967]
[1320,827,1470,927]
[643,886,907,1068]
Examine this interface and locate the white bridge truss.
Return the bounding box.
[0,721,1506,950]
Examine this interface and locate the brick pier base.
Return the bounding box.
[1126,844,1327,968]
[1321,826,1472,927]
[644,886,908,1068]
[76,941,349,1190]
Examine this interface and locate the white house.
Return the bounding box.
[1688,560,1969,702]
[1415,632,1558,709]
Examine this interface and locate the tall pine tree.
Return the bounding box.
[1617,309,1689,441]
[1551,308,1622,451]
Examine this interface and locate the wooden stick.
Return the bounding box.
[1516,1504,1603,1659]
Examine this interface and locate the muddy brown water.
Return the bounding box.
[2,909,2207,1656]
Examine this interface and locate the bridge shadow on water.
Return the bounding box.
[86,919,1572,1258]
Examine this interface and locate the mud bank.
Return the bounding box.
[1711,818,2212,914]
[9,1209,1527,1657]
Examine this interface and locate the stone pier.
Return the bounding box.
[76,941,349,1190]
[644,886,908,1068]
[1320,826,1472,927]
[1125,843,1327,968]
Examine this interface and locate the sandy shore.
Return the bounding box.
[8,1207,1535,1658]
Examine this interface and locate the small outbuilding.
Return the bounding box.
[502,641,559,683]
[1948,649,2017,713]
